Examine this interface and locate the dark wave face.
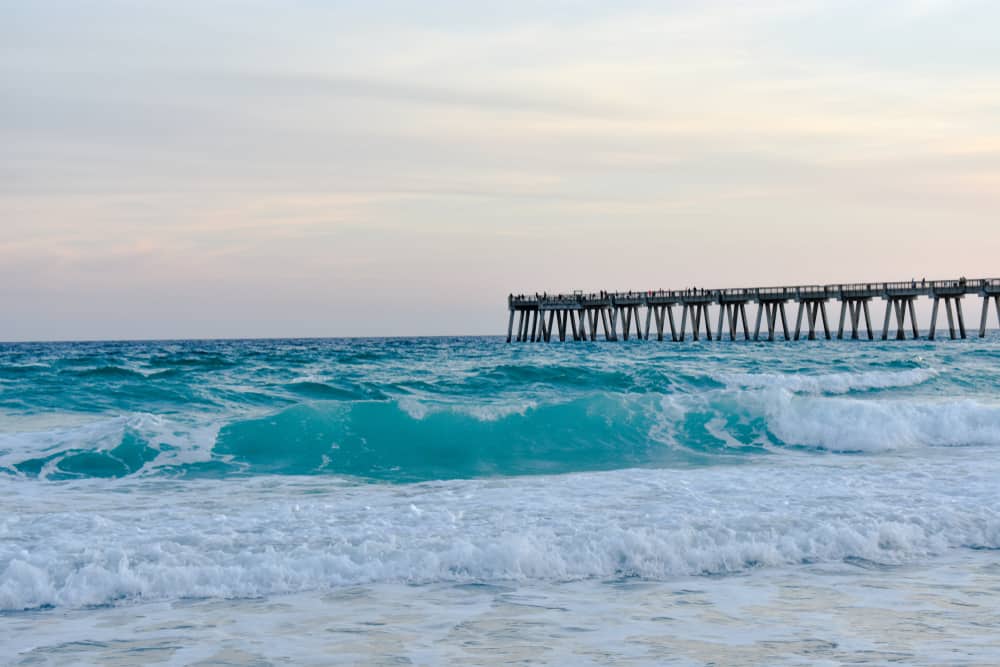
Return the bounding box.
[1,336,999,482]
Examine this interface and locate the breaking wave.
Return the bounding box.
[3,389,1000,481]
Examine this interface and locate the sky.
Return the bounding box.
[2,0,999,340]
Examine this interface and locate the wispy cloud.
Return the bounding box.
[2,0,999,338]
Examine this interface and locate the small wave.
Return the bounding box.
[717,368,937,394]
[476,364,635,390]
[146,354,236,369]
[0,364,50,378]
[146,368,181,379]
[284,380,380,401]
[0,414,220,481]
[397,396,537,422]
[65,366,148,380]
[336,351,384,365]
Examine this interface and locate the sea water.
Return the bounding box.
[2,336,999,665]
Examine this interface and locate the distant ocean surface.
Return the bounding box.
[3,336,1000,665]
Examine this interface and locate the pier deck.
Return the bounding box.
[507,278,1000,343]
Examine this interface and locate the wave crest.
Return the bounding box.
[718,368,937,394]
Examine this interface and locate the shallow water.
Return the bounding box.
[2,336,999,664]
[7,550,1000,666]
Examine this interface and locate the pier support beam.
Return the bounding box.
[647,304,679,341]
[794,299,831,340]
[753,301,791,341]
[820,301,831,339]
[585,308,599,341]
[881,297,919,340]
[955,299,966,339]
[946,298,956,339]
[601,307,616,341]
[837,298,873,340]
[618,306,633,341]
[980,295,1000,337]
[679,302,712,341]
[717,302,751,341]
[698,303,712,340]
[929,295,967,340]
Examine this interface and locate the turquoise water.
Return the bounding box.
[4,336,995,483]
[2,336,1000,664]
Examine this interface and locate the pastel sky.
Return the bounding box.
[3,0,999,340]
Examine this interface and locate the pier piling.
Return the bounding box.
[837,296,874,340]
[794,296,831,341]
[753,299,791,341]
[980,294,1000,338]
[716,294,752,341]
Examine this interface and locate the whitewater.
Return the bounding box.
[2,336,1000,665]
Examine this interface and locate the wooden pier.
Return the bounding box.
[507,278,1000,343]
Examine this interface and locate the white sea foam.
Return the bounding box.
[717,368,938,394]
[749,390,1000,451]
[289,374,325,384]
[2,454,998,611]
[397,396,538,422]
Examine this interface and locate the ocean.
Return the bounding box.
[2,336,999,665]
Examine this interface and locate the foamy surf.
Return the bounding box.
[2,453,999,612]
[753,391,1000,451]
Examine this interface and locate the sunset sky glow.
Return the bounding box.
[3,0,999,340]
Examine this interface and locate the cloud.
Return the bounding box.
[2,0,1000,338]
